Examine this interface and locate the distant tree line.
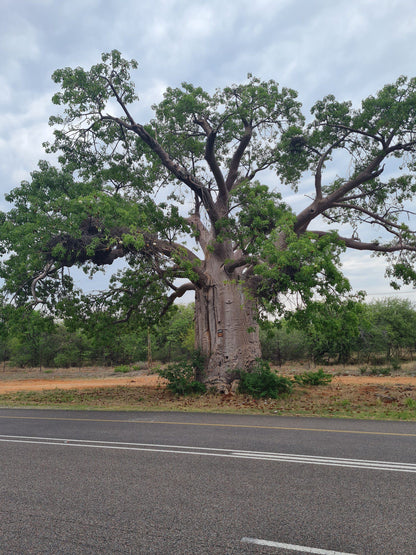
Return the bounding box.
[0,304,195,370]
[0,298,415,370]
[262,297,416,365]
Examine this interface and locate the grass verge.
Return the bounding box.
[1,382,416,420]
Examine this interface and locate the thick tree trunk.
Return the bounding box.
[194,255,261,391]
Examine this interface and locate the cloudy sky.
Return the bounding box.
[1,0,416,301]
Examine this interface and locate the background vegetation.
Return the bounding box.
[1,297,416,371]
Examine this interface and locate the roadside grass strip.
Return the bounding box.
[1,435,416,473]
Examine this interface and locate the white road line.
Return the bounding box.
[0,434,415,473]
[241,537,357,554]
[233,449,416,468]
[0,434,234,451]
[233,453,416,471]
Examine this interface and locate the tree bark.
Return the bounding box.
[194,254,261,391]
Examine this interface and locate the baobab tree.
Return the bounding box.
[2,51,416,388]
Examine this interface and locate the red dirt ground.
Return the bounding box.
[1,373,416,393]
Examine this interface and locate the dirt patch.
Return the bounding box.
[333,375,416,385]
[0,374,164,393]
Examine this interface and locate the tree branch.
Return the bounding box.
[224,124,253,192]
[194,117,226,195]
[326,161,385,205]
[187,213,212,251]
[31,261,56,303]
[314,134,350,200]
[161,282,196,317]
[322,122,387,146]
[101,114,219,223]
[43,222,205,288]
[223,256,252,274]
[101,74,137,125]
[309,230,416,253]
[330,202,407,232]
[295,157,386,233]
[242,157,276,183]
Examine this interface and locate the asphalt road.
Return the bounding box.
[1,408,416,554]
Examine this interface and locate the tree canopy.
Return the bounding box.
[1,50,416,385]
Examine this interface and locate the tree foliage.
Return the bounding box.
[289,299,364,363]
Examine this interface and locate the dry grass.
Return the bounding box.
[1,363,416,419]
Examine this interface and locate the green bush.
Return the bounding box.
[114,365,132,373]
[260,326,308,364]
[157,351,207,396]
[369,366,391,376]
[390,358,401,371]
[405,398,416,408]
[293,368,332,386]
[237,360,293,398]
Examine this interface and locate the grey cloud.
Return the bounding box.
[2,0,416,296]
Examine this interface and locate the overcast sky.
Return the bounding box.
[1,0,416,301]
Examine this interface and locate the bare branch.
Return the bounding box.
[294,158,386,233]
[194,117,226,195]
[242,157,276,182]
[31,262,55,303]
[187,213,212,251]
[314,133,350,199]
[225,124,253,193]
[223,256,252,274]
[330,202,407,232]
[160,282,196,317]
[310,230,416,253]
[322,122,387,146]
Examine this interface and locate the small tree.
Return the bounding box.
[290,300,363,364]
[260,324,308,365]
[2,51,416,388]
[6,308,55,369]
[358,298,416,361]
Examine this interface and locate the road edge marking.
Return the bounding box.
[241,537,357,554]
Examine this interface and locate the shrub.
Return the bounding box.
[114,365,132,373]
[237,360,293,398]
[260,326,308,364]
[53,353,74,368]
[390,358,401,371]
[157,351,207,396]
[370,366,391,376]
[293,368,332,386]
